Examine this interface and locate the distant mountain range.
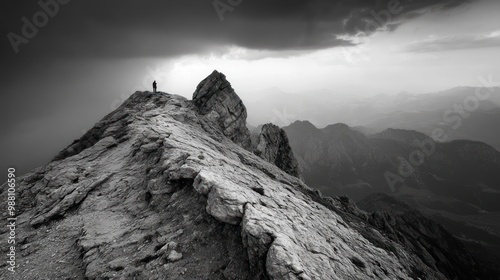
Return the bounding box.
[247,86,500,151]
[283,121,500,208]
[281,120,500,275]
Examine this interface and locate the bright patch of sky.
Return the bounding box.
[160,0,500,100]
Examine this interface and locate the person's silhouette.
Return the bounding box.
[153,80,157,93]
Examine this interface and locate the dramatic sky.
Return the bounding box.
[1,0,499,180]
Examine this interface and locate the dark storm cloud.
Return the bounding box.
[1,0,474,61]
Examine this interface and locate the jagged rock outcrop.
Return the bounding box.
[0,75,493,279]
[253,123,301,178]
[193,70,251,149]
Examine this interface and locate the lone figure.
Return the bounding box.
[153,80,157,93]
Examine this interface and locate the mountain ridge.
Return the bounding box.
[283,120,500,277]
[0,72,494,279]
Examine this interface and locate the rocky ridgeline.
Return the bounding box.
[0,71,491,279]
[192,71,301,179]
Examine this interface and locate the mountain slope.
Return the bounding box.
[358,193,488,280]
[284,121,500,277]
[284,121,500,210]
[0,73,493,279]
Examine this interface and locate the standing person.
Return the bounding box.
[153,80,157,93]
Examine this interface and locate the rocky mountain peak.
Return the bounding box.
[253,123,301,178]
[288,120,317,131]
[1,74,495,279]
[192,70,225,101]
[192,70,251,149]
[322,123,351,135]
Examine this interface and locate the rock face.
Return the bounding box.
[0,73,494,279]
[254,123,301,178]
[193,70,251,149]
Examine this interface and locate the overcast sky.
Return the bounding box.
[1,0,499,179]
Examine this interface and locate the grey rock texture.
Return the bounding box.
[193,70,251,150]
[0,85,490,278]
[254,123,301,178]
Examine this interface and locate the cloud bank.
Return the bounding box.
[1,0,474,60]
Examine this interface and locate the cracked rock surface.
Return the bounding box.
[0,88,472,279]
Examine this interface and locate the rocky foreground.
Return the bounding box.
[0,71,491,279]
